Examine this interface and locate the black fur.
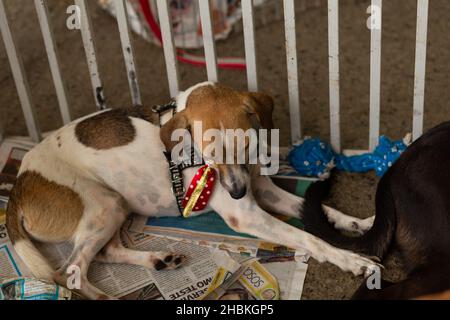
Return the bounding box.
[302,121,450,299]
[302,172,396,260]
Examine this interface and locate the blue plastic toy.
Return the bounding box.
[288,136,409,178]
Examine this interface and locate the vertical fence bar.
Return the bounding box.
[283,0,301,144]
[412,0,429,141]
[157,0,180,99]
[0,0,41,142]
[178,0,186,48]
[193,0,201,48]
[75,0,106,110]
[328,0,341,152]
[199,0,219,83]
[369,0,382,150]
[242,0,258,92]
[34,0,71,124]
[114,0,142,107]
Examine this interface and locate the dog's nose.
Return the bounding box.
[229,184,247,200]
[218,165,248,200]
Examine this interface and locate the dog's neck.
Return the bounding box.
[164,146,205,216]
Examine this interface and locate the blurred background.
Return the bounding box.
[3,0,450,149]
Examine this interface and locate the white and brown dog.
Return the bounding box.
[6,82,377,299]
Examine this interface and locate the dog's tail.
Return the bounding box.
[6,199,55,281]
[302,172,396,259]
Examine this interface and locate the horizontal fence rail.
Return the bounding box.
[0,0,433,153]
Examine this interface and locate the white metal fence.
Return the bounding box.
[0,0,430,153]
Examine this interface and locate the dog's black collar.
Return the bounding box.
[164,148,205,215]
[152,100,177,117]
[154,101,205,215]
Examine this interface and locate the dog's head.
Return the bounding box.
[160,83,274,200]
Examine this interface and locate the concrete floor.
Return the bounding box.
[2,0,450,299]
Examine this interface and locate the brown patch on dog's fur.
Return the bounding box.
[75,107,158,150]
[5,196,23,245]
[6,171,84,243]
[160,85,274,200]
[160,84,274,167]
[160,85,274,153]
[228,216,239,230]
[159,112,189,152]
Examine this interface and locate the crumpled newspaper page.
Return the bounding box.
[0,136,308,300]
[0,278,72,300]
[0,138,34,286]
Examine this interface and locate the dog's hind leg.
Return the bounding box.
[253,175,374,234]
[54,187,128,300]
[95,231,186,271]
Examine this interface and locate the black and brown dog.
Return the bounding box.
[302,122,450,299]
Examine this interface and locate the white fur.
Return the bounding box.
[208,177,378,276]
[160,81,215,126]
[176,81,215,112]
[15,238,54,280]
[253,175,374,234]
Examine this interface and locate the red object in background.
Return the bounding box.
[138,0,246,70]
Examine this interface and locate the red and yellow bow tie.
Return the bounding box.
[181,165,217,218]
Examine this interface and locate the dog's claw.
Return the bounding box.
[343,253,383,277]
[359,259,384,278]
[361,254,382,264]
[361,263,383,278]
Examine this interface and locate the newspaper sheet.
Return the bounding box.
[0,221,31,283]
[0,138,34,283]
[0,137,35,202]
[129,212,310,262]
[0,137,75,300]
[0,277,72,300]
[0,137,308,300]
[127,146,312,261]
[37,226,245,300]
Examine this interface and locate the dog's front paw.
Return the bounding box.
[341,251,382,277]
[324,249,382,277]
[152,252,187,271]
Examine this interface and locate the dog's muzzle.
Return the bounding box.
[218,165,248,200]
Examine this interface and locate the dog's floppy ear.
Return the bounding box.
[243,92,275,130]
[160,112,190,151]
